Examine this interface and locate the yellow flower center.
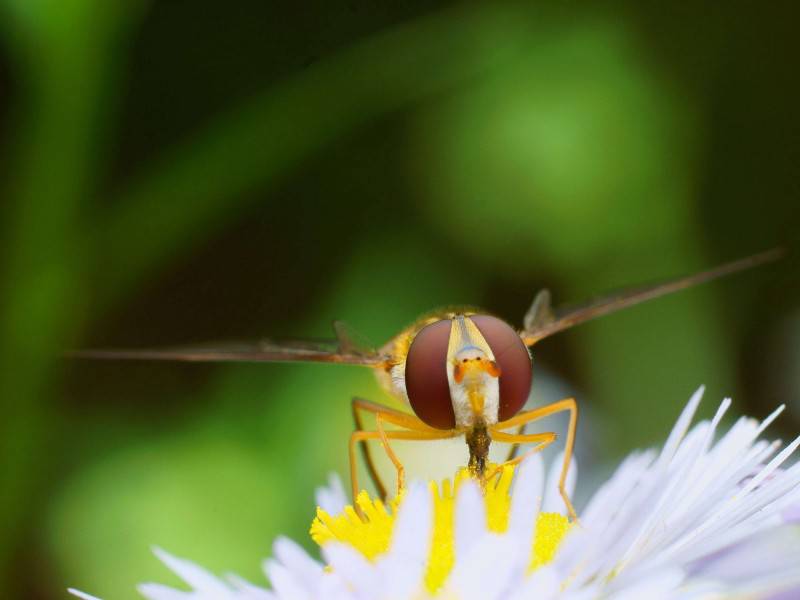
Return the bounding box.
[310,465,572,594]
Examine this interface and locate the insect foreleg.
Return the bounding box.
[491,398,579,520]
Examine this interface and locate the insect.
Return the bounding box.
[70,249,781,520]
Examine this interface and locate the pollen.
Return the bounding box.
[310,464,572,595]
[310,491,401,560]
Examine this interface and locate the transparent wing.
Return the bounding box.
[68,321,387,367]
[520,248,783,346]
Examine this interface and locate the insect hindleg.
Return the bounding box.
[491,398,579,520]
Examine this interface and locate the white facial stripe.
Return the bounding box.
[446,316,501,428]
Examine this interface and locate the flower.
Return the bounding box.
[310,462,573,593]
[69,387,800,599]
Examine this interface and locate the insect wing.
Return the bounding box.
[520,248,783,345]
[68,325,387,367]
[332,320,378,357]
[523,289,556,332]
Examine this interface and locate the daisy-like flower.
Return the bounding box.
[69,387,800,599]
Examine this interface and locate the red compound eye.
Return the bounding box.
[470,315,532,422]
[405,319,454,430]
[405,315,532,429]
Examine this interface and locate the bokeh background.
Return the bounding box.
[0,1,798,598]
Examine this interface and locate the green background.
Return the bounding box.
[0,2,798,598]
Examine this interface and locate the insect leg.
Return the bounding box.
[352,399,387,500]
[490,430,557,467]
[351,398,440,501]
[375,414,408,496]
[491,398,579,520]
[353,397,441,430]
[503,424,526,463]
[349,427,459,512]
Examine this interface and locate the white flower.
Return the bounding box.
[69,387,800,599]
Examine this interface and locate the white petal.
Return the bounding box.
[446,534,518,600]
[316,473,348,514]
[67,590,103,600]
[315,571,355,600]
[542,451,576,515]
[756,404,786,437]
[508,565,559,600]
[388,482,431,560]
[508,454,543,542]
[269,536,323,589]
[137,583,195,600]
[322,543,380,597]
[226,574,275,599]
[379,482,432,598]
[656,385,704,469]
[688,524,800,597]
[739,434,800,497]
[152,547,233,596]
[454,480,486,560]
[606,568,686,600]
[782,501,800,523]
[264,559,310,600]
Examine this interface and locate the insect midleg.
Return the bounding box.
[348,424,457,511]
[491,398,579,521]
[351,398,440,501]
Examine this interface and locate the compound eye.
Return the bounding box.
[470,315,532,422]
[405,319,455,430]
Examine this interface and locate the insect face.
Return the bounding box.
[404,314,532,430]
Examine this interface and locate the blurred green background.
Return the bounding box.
[0,1,798,598]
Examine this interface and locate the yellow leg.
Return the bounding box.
[349,422,458,508]
[351,398,440,501]
[491,431,557,466]
[485,431,557,481]
[375,414,408,495]
[352,397,442,431]
[503,424,526,462]
[491,398,579,520]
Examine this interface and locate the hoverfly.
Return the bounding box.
[70,249,781,520]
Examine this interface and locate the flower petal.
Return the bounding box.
[446,534,519,600]
[542,451,576,515]
[269,536,323,589]
[316,473,348,515]
[151,547,233,596]
[67,590,103,600]
[508,454,543,541]
[454,479,486,560]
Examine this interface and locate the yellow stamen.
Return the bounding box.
[310,491,401,560]
[529,512,572,572]
[310,464,572,594]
